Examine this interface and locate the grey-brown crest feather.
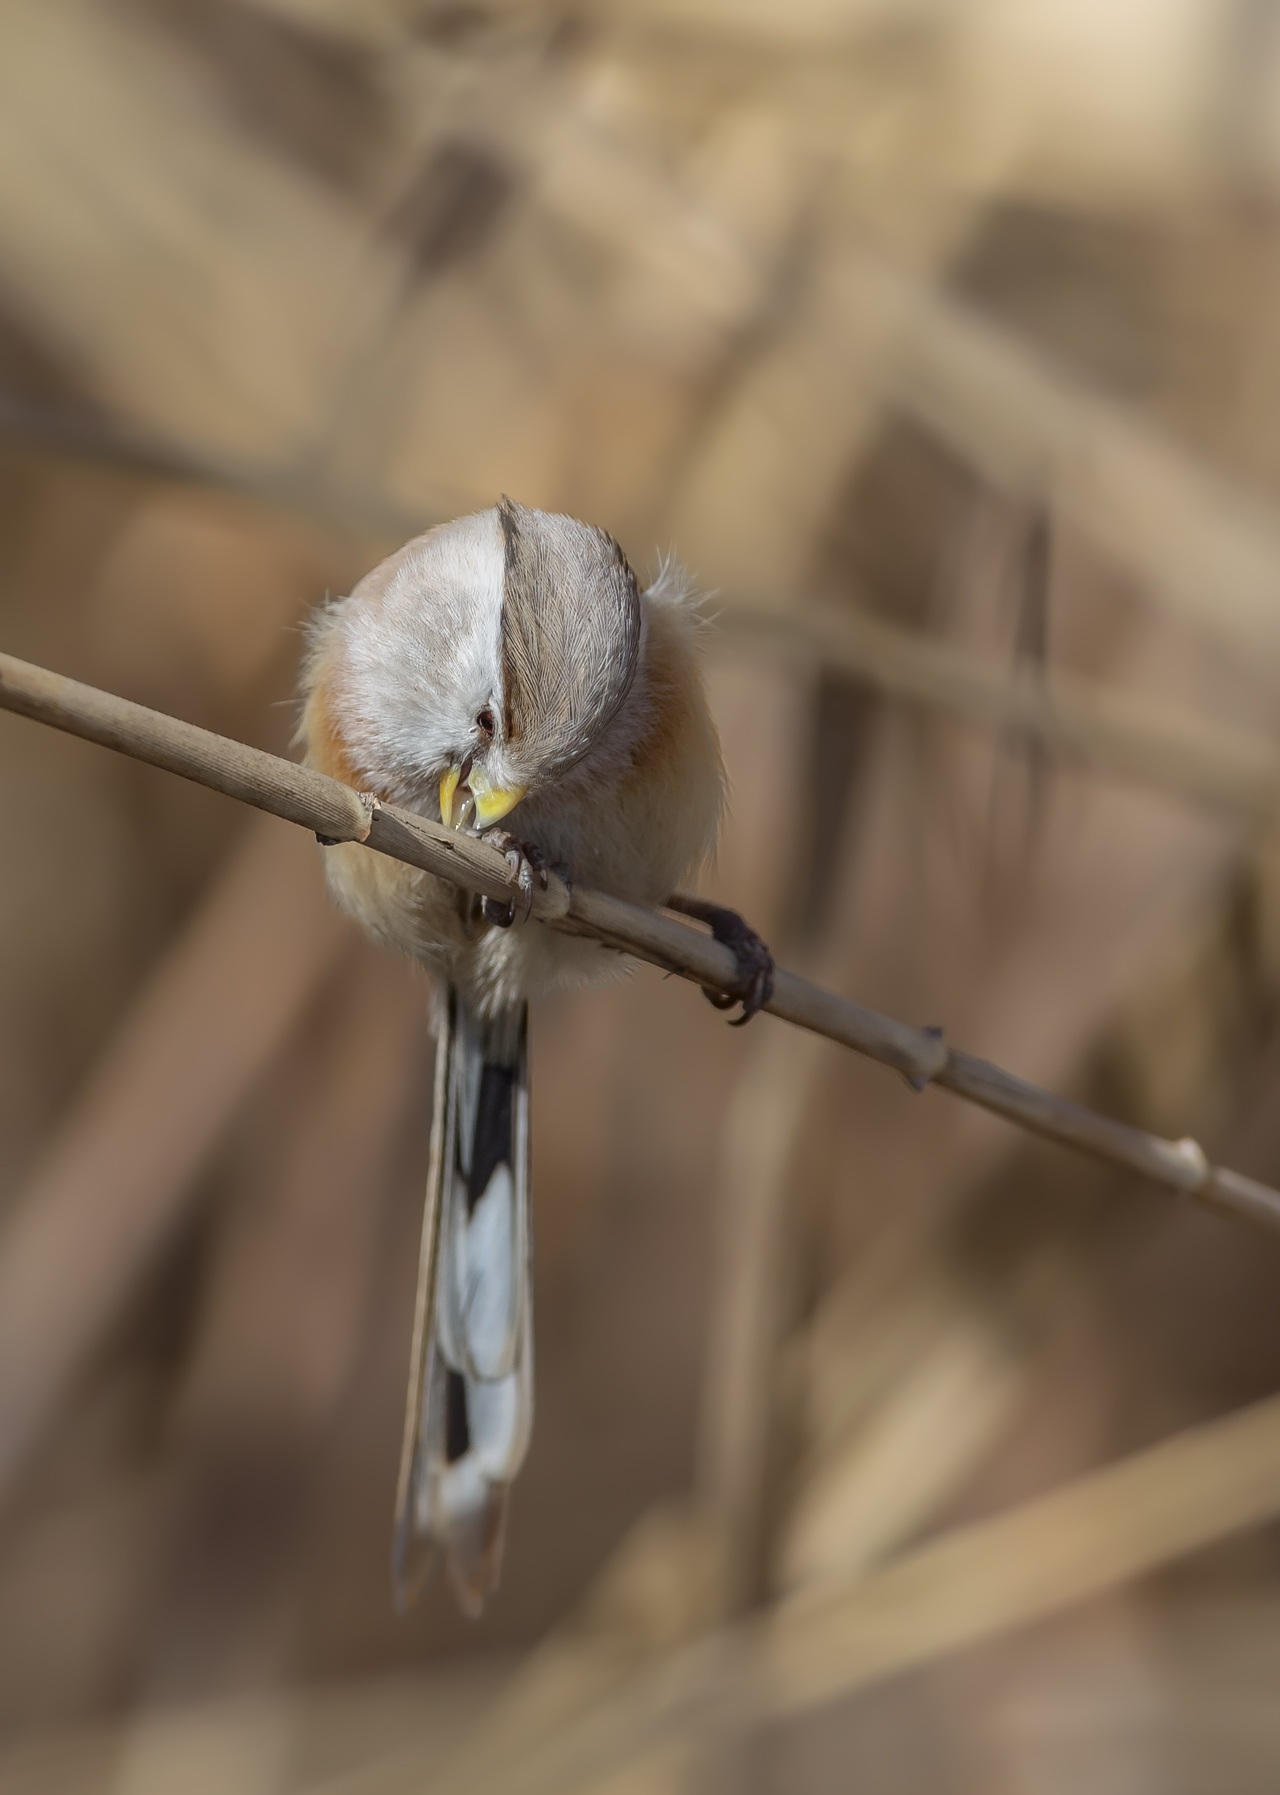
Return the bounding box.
[498,496,641,772]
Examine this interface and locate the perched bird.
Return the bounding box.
[297,498,770,1614]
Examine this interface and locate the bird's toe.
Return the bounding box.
[480,829,549,922]
[666,895,775,1025]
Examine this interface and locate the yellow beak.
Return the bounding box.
[439,763,526,831]
[469,762,526,827]
[439,765,463,830]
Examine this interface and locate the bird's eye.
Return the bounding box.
[475,708,495,738]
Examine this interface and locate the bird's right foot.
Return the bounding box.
[479,831,548,926]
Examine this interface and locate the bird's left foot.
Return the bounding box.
[666,895,774,1025]
[479,831,548,927]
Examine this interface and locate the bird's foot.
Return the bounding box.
[667,895,774,1025]
[479,831,549,927]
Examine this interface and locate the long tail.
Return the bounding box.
[392,984,533,1615]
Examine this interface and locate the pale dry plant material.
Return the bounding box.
[423,1386,1280,1795]
[723,599,1280,826]
[1,646,1277,1223]
[0,817,347,1500]
[2,609,1280,1613]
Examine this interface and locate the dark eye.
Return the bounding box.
[475,708,495,738]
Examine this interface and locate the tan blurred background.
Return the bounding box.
[4,1,1280,1789]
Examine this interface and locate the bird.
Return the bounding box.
[296,497,771,1614]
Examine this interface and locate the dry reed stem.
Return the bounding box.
[724,600,1280,824]
[0,816,346,1495]
[428,1387,1280,1795]
[859,246,1280,668]
[2,649,1279,1236]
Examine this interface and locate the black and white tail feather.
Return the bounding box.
[392,987,533,1616]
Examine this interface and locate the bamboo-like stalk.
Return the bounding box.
[427,1386,1280,1795]
[722,601,1280,825]
[0,817,347,1493]
[2,649,1278,1235]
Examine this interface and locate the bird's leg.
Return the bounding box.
[666,894,775,1025]
[478,831,549,927]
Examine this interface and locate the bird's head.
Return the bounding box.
[323,498,642,829]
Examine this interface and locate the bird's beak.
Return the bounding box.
[440,762,526,831]
[470,762,526,827]
[439,764,464,830]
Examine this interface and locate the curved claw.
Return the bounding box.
[666,895,775,1026]
[480,829,548,925]
[727,958,774,1027]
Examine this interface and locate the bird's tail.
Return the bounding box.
[392,984,533,1616]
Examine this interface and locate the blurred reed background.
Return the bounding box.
[4,1,1280,1789]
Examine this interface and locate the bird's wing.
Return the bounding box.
[392,984,533,1616]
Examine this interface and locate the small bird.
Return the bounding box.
[297,498,771,1613]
